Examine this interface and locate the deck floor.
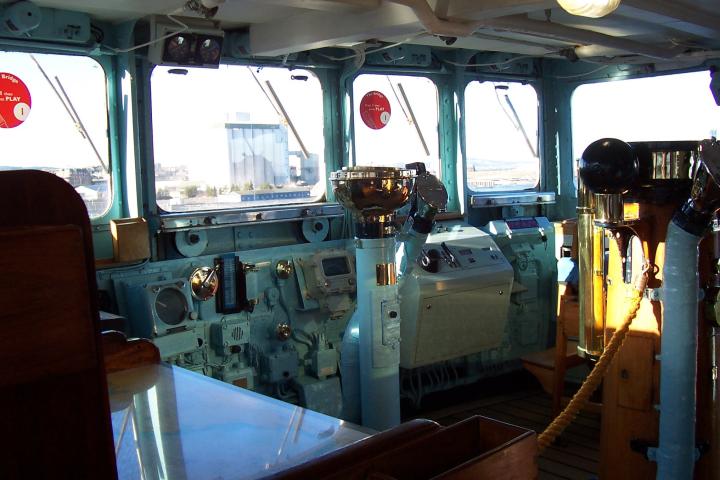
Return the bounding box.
[414,383,600,480]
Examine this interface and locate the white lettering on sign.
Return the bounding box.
[0,72,31,128]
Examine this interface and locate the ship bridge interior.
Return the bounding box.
[1,0,720,479]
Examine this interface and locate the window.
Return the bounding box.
[151,65,325,212]
[352,74,440,176]
[0,52,111,218]
[464,81,540,192]
[572,71,720,187]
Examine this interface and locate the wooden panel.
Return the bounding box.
[615,334,655,411]
[0,227,97,385]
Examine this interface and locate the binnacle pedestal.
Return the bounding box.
[331,166,414,430]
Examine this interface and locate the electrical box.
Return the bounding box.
[153,327,202,358]
[262,351,299,383]
[295,249,356,318]
[221,366,255,390]
[299,249,356,297]
[0,6,90,43]
[210,315,250,354]
[296,376,342,418]
[399,221,514,369]
[311,347,338,379]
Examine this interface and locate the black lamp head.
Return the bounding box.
[579,138,639,194]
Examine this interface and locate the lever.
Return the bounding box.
[440,242,459,268]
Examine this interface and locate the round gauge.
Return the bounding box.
[165,34,191,63]
[198,37,222,64]
[155,287,188,326]
[190,266,219,301]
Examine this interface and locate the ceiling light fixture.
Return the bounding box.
[556,0,621,18]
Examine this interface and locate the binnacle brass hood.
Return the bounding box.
[330,166,415,217]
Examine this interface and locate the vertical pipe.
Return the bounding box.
[577,177,601,358]
[592,225,606,348]
[355,237,401,430]
[657,220,701,479]
[339,314,361,423]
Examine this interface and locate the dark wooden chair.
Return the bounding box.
[0,170,117,479]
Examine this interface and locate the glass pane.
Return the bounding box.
[464,81,540,192]
[352,74,440,177]
[151,65,325,212]
[0,52,111,218]
[571,71,720,188]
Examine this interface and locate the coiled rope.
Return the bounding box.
[537,263,651,452]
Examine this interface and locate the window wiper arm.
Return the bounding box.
[245,67,310,161]
[30,55,109,174]
[264,80,311,161]
[54,76,109,173]
[503,94,537,159]
[493,85,537,159]
[396,81,430,157]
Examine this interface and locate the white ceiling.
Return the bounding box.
[28,0,720,60]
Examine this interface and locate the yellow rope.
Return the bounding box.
[537,266,650,452]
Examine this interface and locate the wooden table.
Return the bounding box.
[108,363,371,479]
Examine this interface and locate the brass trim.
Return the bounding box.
[275,260,293,280]
[330,166,415,180]
[190,266,219,301]
[376,263,397,286]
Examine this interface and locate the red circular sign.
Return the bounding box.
[359,91,391,130]
[0,72,31,129]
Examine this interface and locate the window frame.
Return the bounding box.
[461,76,542,195]
[349,71,442,176]
[145,61,333,219]
[0,48,120,225]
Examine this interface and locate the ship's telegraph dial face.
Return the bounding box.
[190,266,219,301]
